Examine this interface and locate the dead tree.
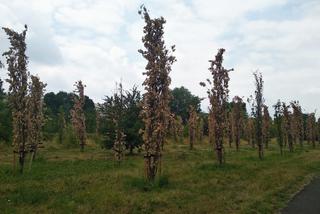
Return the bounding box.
[307,113,316,148]
[200,48,233,164]
[70,80,86,152]
[282,103,294,152]
[274,100,284,155]
[291,101,304,148]
[138,6,176,181]
[2,25,29,173]
[232,96,243,151]
[27,75,46,163]
[188,105,197,150]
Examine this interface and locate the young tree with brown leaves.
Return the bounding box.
[27,75,46,163]
[226,111,233,148]
[188,105,197,150]
[282,103,294,152]
[208,110,215,145]
[197,117,204,143]
[245,118,255,148]
[306,113,316,148]
[262,105,270,149]
[317,118,320,142]
[70,80,86,152]
[2,25,29,173]
[274,100,284,155]
[251,72,264,159]
[232,96,243,151]
[58,106,66,144]
[200,48,233,164]
[176,116,184,143]
[291,101,304,148]
[168,113,177,142]
[138,6,176,181]
[169,114,184,143]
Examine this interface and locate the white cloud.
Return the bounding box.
[0,0,320,116]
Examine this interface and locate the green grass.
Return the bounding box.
[1,139,320,213]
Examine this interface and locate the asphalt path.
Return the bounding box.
[282,178,320,214]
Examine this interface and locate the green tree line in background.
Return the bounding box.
[0,81,204,150]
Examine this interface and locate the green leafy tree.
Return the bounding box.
[170,87,201,124]
[123,86,143,154]
[0,79,12,143]
[99,86,143,153]
[43,91,96,135]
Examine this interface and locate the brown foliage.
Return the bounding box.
[246,118,255,148]
[282,103,294,152]
[232,96,244,151]
[248,72,264,159]
[262,105,270,149]
[208,110,215,145]
[197,117,204,143]
[27,75,46,162]
[139,6,176,181]
[188,105,197,150]
[2,25,29,173]
[291,101,304,147]
[168,114,184,143]
[226,110,233,148]
[306,113,316,148]
[70,80,86,152]
[201,48,233,164]
[274,100,284,155]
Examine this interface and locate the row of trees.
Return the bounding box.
[0,26,94,173]
[1,6,320,181]
[1,26,46,173]
[136,7,320,181]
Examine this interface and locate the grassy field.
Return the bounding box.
[1,139,320,214]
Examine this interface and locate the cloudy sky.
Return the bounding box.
[0,0,319,114]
